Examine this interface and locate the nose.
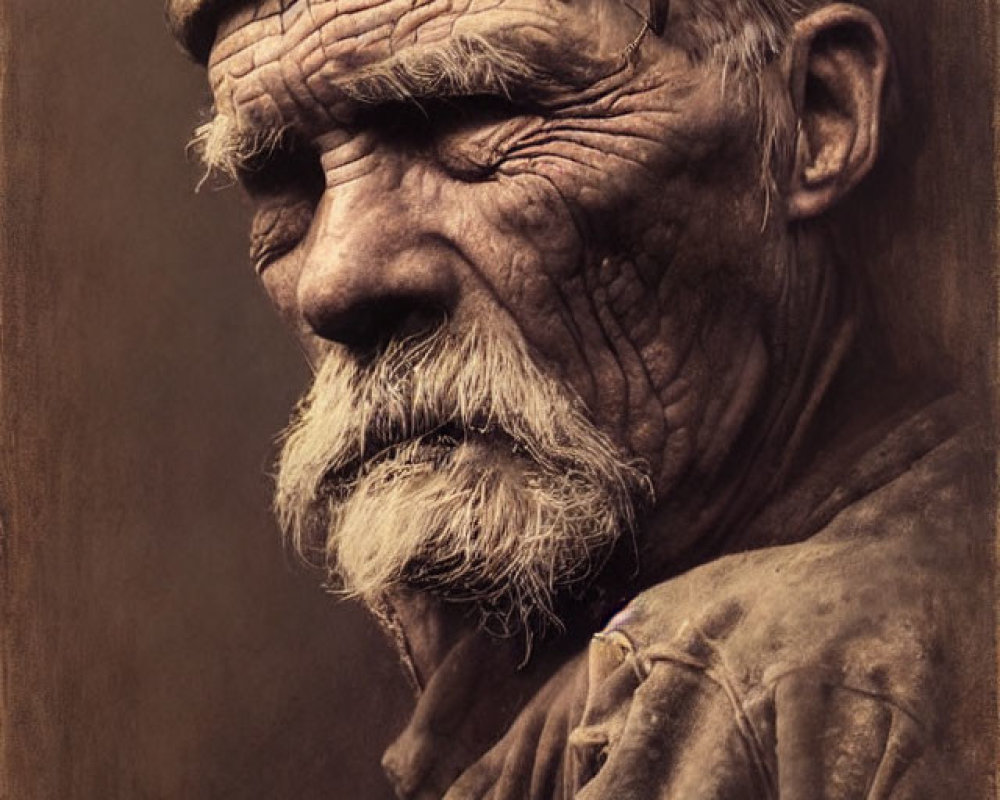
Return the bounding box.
[296,193,460,351]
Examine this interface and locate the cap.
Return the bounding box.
[166,0,245,63]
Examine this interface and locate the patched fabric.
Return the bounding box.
[569,430,993,799]
[388,398,994,799]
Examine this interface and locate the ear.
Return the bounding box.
[785,4,890,219]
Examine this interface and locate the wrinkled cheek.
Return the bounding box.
[482,175,584,279]
[440,182,624,452]
[442,176,594,373]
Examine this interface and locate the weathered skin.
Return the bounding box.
[168,1,995,798]
[204,0,785,503]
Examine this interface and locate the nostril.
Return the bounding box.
[296,238,461,352]
[306,293,449,352]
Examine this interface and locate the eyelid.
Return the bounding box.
[353,93,534,131]
[249,197,316,274]
[236,133,324,194]
[434,110,541,181]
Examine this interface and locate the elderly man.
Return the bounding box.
[166,0,993,797]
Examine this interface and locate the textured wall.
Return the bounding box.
[843,0,997,386]
[0,3,411,798]
[0,0,994,798]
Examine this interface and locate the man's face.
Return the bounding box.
[203,0,782,630]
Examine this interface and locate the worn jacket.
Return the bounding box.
[384,395,995,799]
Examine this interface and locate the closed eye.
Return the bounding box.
[239,138,325,273]
[249,198,316,274]
[237,135,325,199]
[355,94,537,180]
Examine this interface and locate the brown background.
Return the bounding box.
[0,3,412,798]
[0,1,994,799]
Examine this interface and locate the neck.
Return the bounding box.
[379,590,591,798]
[375,228,893,795]
[617,225,864,587]
[380,225,863,678]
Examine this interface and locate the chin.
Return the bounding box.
[321,432,628,637]
[274,323,652,637]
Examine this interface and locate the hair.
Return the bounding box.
[187,32,545,189]
[274,324,652,642]
[696,0,808,200]
[669,0,805,67]
[613,0,811,207]
[186,1,821,198]
[187,111,288,186]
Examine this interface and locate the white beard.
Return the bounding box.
[274,325,651,637]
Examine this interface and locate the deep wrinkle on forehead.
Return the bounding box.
[206,0,644,141]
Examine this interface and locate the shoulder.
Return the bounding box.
[609,424,990,694]
[569,428,994,799]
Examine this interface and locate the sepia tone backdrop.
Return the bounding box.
[0,3,412,798]
[0,1,995,799]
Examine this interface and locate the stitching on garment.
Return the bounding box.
[864,707,925,800]
[863,707,895,800]
[639,636,778,800]
[762,663,927,733]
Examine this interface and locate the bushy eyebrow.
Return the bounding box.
[188,113,289,184]
[336,33,545,106]
[191,31,601,181]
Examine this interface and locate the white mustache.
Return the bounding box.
[274,323,652,636]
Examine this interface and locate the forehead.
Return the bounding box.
[206,0,641,128]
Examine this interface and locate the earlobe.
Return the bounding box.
[785,4,890,220]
